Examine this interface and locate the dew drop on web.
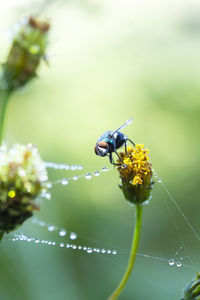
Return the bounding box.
[85,173,92,179]
[168,259,175,266]
[59,229,66,237]
[69,232,77,240]
[48,225,55,232]
[87,248,93,254]
[176,262,182,267]
[61,178,69,186]
[94,170,100,176]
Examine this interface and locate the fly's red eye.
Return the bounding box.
[98,141,108,149]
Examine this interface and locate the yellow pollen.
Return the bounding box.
[117,144,152,186]
[8,190,16,198]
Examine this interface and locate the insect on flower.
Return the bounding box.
[94,118,135,165]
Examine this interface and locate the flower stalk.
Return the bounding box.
[109,204,143,300]
[0,89,11,145]
[108,144,154,299]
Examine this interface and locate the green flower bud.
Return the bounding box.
[117,144,154,205]
[0,144,48,234]
[1,16,50,91]
[181,273,200,300]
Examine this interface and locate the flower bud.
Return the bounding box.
[117,145,154,205]
[1,16,50,91]
[0,144,48,234]
[181,273,200,300]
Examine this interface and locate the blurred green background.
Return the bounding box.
[0,0,200,299]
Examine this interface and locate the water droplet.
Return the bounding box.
[43,192,51,200]
[78,246,82,250]
[48,225,55,232]
[158,178,162,183]
[60,243,65,248]
[96,248,100,253]
[112,250,117,255]
[102,167,109,172]
[73,176,78,181]
[35,239,40,244]
[83,246,87,251]
[87,248,93,254]
[52,242,56,246]
[85,173,92,180]
[39,221,45,227]
[122,164,127,169]
[48,241,52,245]
[94,170,100,176]
[46,182,52,189]
[72,245,77,249]
[107,249,111,254]
[180,257,183,260]
[59,229,66,237]
[101,249,106,254]
[66,244,70,248]
[176,262,182,267]
[169,259,175,266]
[70,232,77,240]
[61,178,69,186]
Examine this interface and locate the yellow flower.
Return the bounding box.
[117,145,152,186]
[117,145,154,205]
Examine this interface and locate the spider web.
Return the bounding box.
[2,163,199,300]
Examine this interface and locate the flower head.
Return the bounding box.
[117,144,154,205]
[1,16,50,91]
[0,144,48,233]
[181,273,200,300]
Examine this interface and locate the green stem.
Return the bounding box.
[0,89,11,145]
[0,231,4,242]
[108,205,143,300]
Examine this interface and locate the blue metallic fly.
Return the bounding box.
[94,118,135,165]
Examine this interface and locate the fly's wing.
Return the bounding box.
[110,118,134,136]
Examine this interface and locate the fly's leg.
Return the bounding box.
[108,153,120,166]
[124,138,135,162]
[114,151,127,169]
[125,138,135,149]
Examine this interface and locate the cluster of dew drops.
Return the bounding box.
[40,162,111,201]
[9,216,118,256]
[7,162,117,256]
[7,162,186,266]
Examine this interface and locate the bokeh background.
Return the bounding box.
[0,0,200,299]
